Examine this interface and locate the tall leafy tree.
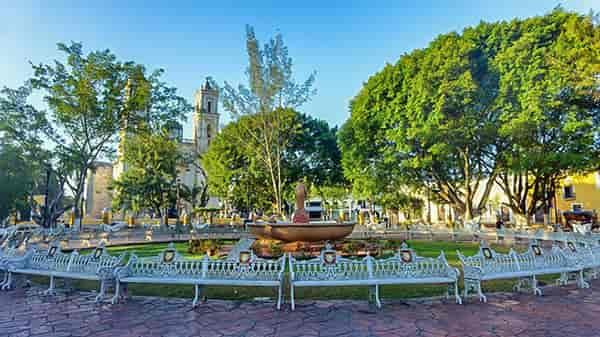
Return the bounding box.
[201,115,273,212]
[492,10,600,225]
[202,110,343,213]
[286,113,344,190]
[222,26,316,214]
[341,34,500,221]
[111,131,182,218]
[0,142,35,222]
[1,42,188,227]
[0,85,63,227]
[339,9,600,225]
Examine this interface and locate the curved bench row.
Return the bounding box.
[0,230,599,310]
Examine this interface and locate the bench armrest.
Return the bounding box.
[449,267,461,280]
[288,254,295,282]
[278,255,286,281]
[96,266,117,280]
[6,249,35,270]
[114,265,131,279]
[114,254,137,280]
[462,265,483,280]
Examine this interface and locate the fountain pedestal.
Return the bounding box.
[247,181,355,242]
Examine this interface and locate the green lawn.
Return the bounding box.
[33,240,560,302]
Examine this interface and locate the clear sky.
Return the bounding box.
[1,0,598,136]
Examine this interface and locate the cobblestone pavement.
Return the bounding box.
[2,282,600,337]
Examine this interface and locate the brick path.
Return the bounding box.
[2,282,600,337]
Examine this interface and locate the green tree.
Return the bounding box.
[202,113,281,213]
[287,113,344,189]
[0,142,35,222]
[492,10,600,225]
[339,9,600,225]
[222,26,316,214]
[202,109,343,214]
[111,131,182,219]
[1,42,188,227]
[0,85,63,227]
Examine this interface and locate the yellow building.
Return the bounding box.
[555,172,600,220]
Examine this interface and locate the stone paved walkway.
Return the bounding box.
[2,282,600,337]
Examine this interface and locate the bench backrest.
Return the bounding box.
[68,244,126,274]
[372,243,458,280]
[0,246,17,259]
[457,240,520,274]
[290,243,458,282]
[204,250,285,281]
[514,240,569,271]
[554,241,594,267]
[122,243,284,281]
[26,241,70,271]
[289,244,370,281]
[125,244,203,278]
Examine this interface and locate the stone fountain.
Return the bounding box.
[247,181,356,242]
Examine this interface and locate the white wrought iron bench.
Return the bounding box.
[0,226,16,245]
[0,245,33,289]
[458,240,585,302]
[112,243,286,309]
[288,243,461,310]
[3,241,126,301]
[554,240,600,282]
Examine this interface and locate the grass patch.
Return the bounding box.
[32,240,560,301]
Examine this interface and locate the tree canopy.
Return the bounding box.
[221,26,317,214]
[202,109,344,214]
[0,42,189,227]
[339,9,600,224]
[111,131,182,218]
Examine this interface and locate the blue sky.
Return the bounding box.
[1,0,598,136]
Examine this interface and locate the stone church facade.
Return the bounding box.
[84,78,220,218]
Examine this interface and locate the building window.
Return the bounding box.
[207,101,211,113]
[572,203,583,212]
[563,185,575,199]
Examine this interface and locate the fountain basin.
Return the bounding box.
[247,221,356,242]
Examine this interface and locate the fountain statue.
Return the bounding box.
[247,180,356,242]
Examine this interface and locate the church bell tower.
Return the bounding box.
[193,77,219,155]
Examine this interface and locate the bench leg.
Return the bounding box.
[454,281,462,304]
[192,284,200,307]
[577,270,590,289]
[1,272,12,290]
[95,280,107,303]
[557,272,569,286]
[464,278,484,302]
[514,278,526,292]
[532,275,542,296]
[369,285,381,308]
[44,276,56,296]
[0,271,7,288]
[467,279,486,303]
[584,269,598,280]
[111,280,121,304]
[276,283,283,310]
[592,268,600,280]
[63,278,74,293]
[290,284,295,311]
